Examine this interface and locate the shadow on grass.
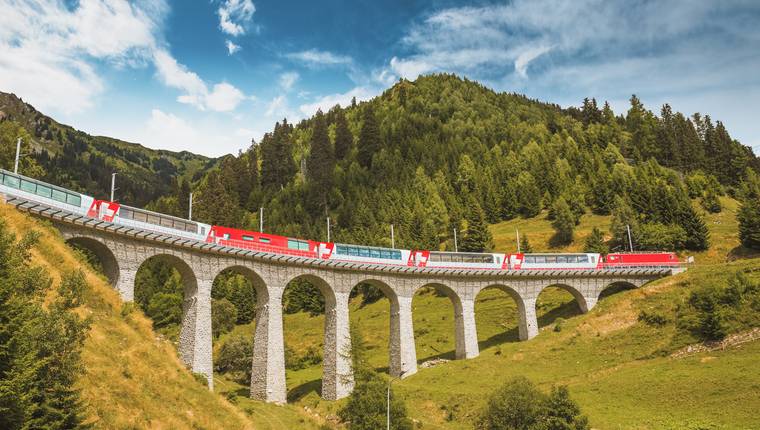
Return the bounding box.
[287,378,322,402]
[728,245,760,262]
[477,326,521,352]
[537,300,581,328]
[599,283,636,300]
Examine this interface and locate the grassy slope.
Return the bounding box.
[0,202,321,429]
[210,195,760,429]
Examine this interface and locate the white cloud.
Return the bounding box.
[299,86,376,117]
[0,0,249,115]
[226,40,241,55]
[266,95,288,117]
[286,49,353,68]
[278,72,299,91]
[145,109,200,152]
[217,0,255,37]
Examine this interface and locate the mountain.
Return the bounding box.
[0,91,216,207]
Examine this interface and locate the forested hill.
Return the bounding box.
[0,91,214,206]
[183,74,759,253]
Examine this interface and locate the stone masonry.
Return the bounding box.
[7,198,678,404]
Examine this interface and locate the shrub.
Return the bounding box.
[338,371,412,430]
[146,292,182,329]
[215,334,253,384]
[638,310,669,327]
[477,377,589,430]
[553,318,565,332]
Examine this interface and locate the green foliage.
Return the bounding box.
[260,119,297,190]
[520,234,534,253]
[306,110,335,212]
[638,310,669,327]
[212,298,238,339]
[212,270,256,325]
[583,227,608,254]
[357,104,381,169]
[737,170,760,250]
[146,292,182,329]
[636,223,687,251]
[339,326,411,430]
[333,107,353,160]
[477,377,589,430]
[550,197,575,246]
[0,217,90,430]
[283,279,325,316]
[676,272,760,342]
[215,334,253,384]
[461,196,493,252]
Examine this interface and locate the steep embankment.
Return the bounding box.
[0,202,322,429]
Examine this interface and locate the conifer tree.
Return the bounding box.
[357,105,381,169]
[738,170,760,250]
[260,119,296,190]
[516,172,541,218]
[551,197,575,246]
[306,110,335,213]
[584,227,609,254]
[461,197,493,252]
[610,196,638,251]
[519,234,533,253]
[678,204,710,251]
[334,108,353,160]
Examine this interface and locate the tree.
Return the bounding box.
[551,197,575,246]
[334,108,353,160]
[306,110,336,213]
[260,119,296,190]
[215,334,253,384]
[700,187,721,213]
[357,105,381,169]
[584,227,608,254]
[610,196,638,251]
[146,292,182,329]
[543,386,590,430]
[212,298,238,338]
[520,234,534,253]
[461,197,493,252]
[515,172,542,218]
[738,170,760,249]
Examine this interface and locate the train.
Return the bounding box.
[0,168,685,270]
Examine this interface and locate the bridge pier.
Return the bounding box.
[518,298,539,341]
[580,296,598,313]
[178,278,214,390]
[390,295,417,378]
[322,291,354,400]
[454,297,479,359]
[250,285,287,404]
[115,267,137,302]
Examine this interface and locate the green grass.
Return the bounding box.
[209,200,760,429]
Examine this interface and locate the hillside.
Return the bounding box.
[209,204,760,429]
[0,91,215,206]
[0,202,322,429]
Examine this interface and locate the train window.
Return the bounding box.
[147,214,160,225]
[244,235,255,241]
[135,211,147,223]
[3,175,20,188]
[36,185,52,198]
[223,233,230,240]
[578,255,589,263]
[66,193,81,206]
[260,237,271,244]
[370,249,381,258]
[545,256,557,263]
[336,245,348,255]
[358,247,370,257]
[200,226,206,235]
[392,251,401,259]
[51,189,67,203]
[160,217,174,228]
[20,179,36,193]
[591,256,595,263]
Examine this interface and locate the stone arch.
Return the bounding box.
[411,282,476,361]
[65,236,120,286]
[598,280,639,301]
[279,272,348,401]
[349,278,413,378]
[538,282,592,312]
[475,283,536,343]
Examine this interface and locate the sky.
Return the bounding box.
[1,0,759,158]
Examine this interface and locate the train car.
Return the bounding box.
[111,201,210,241]
[603,252,680,268]
[509,253,602,270]
[413,250,509,269]
[0,168,92,215]
[327,242,412,266]
[208,226,319,258]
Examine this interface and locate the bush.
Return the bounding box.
[638,310,669,327]
[338,371,412,430]
[553,318,565,332]
[215,334,253,384]
[477,376,589,430]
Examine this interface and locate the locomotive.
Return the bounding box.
[0,168,683,270]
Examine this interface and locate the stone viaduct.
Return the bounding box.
[6,197,680,404]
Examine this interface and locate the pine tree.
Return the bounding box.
[334,108,353,160]
[520,234,534,253]
[306,110,335,213]
[584,227,609,254]
[357,105,381,169]
[260,119,296,190]
[610,196,638,251]
[460,197,493,252]
[551,197,575,246]
[738,170,760,250]
[516,172,541,218]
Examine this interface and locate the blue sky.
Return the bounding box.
[1,0,759,157]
